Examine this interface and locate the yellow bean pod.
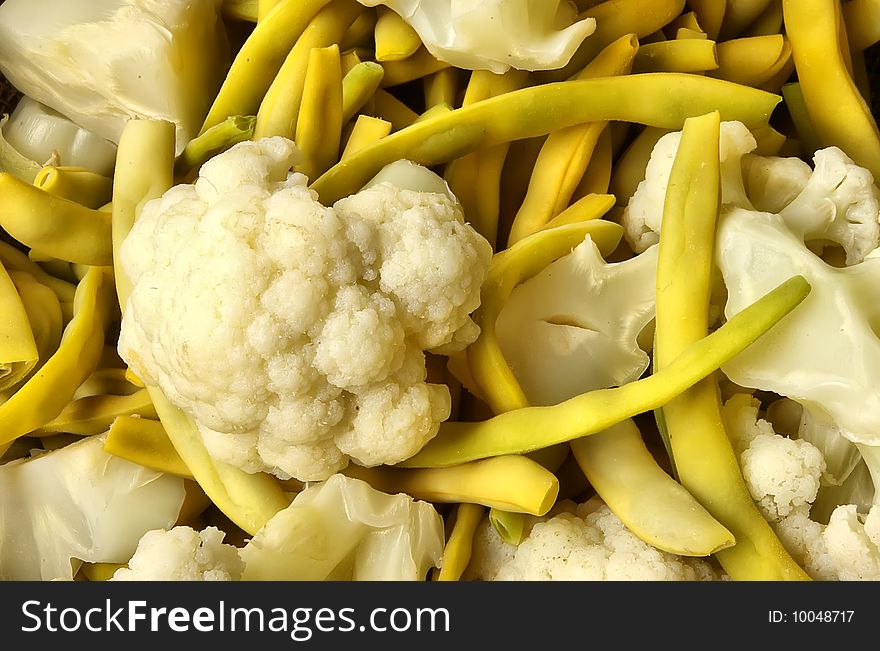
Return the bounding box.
[653,110,810,581]
[744,0,783,37]
[254,0,363,140]
[33,166,113,209]
[104,415,192,478]
[369,88,419,130]
[542,193,616,231]
[36,388,157,436]
[0,267,115,447]
[508,34,638,244]
[345,454,559,515]
[632,38,719,73]
[720,0,775,39]
[8,270,63,382]
[571,419,735,557]
[424,68,460,109]
[374,6,422,62]
[379,47,451,88]
[0,174,112,266]
[444,69,527,248]
[0,261,38,391]
[711,35,791,88]
[200,0,334,133]
[845,0,880,51]
[783,0,880,180]
[436,503,486,582]
[111,119,175,310]
[340,10,378,50]
[174,115,256,182]
[341,61,385,123]
[398,274,810,468]
[573,126,613,198]
[0,240,76,306]
[312,73,781,204]
[686,0,725,39]
[341,116,392,160]
[296,45,344,180]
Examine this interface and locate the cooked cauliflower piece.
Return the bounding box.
[118,137,492,481]
[111,526,244,581]
[465,499,722,581]
[721,392,880,580]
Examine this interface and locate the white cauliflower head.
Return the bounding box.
[465,499,722,581]
[118,137,492,481]
[111,526,244,581]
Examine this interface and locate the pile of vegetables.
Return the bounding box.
[1,0,880,582]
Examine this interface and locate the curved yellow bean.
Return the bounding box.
[436,503,486,582]
[720,0,775,39]
[111,119,175,311]
[0,262,37,391]
[508,34,638,244]
[344,454,558,515]
[710,35,790,88]
[369,89,419,130]
[36,389,157,436]
[311,73,782,204]
[33,166,113,209]
[574,126,613,197]
[8,270,63,381]
[0,241,76,305]
[653,110,809,581]
[341,61,385,123]
[845,0,880,51]
[254,0,363,140]
[783,0,880,180]
[424,68,460,109]
[201,0,334,133]
[632,38,719,73]
[174,115,256,182]
[341,116,392,161]
[744,0,783,37]
[686,0,725,39]
[571,419,735,557]
[0,174,112,266]
[374,6,422,62]
[340,10,378,50]
[379,47,451,88]
[296,45,343,180]
[444,69,527,248]
[398,275,811,468]
[542,193,616,231]
[104,415,192,478]
[0,267,114,447]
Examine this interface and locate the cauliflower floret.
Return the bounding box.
[722,393,825,521]
[118,137,492,482]
[721,392,880,580]
[622,121,756,253]
[777,147,880,266]
[465,499,722,581]
[111,526,244,581]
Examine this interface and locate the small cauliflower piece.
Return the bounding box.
[622,121,757,253]
[495,236,658,405]
[465,499,722,581]
[721,392,880,580]
[111,526,244,581]
[777,147,880,266]
[721,393,825,521]
[118,137,492,482]
[356,0,596,73]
